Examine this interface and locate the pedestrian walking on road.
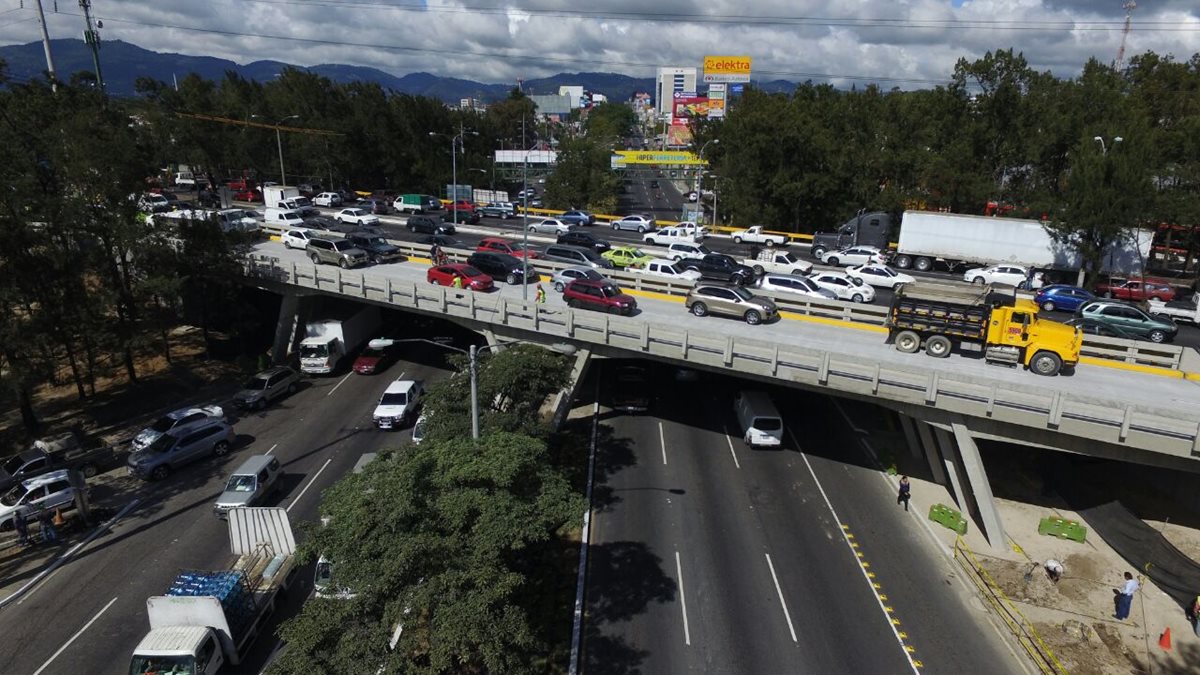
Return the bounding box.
[14,509,29,546]
[451,275,464,290]
[535,284,546,304]
[1189,594,1200,637]
[1113,571,1139,620]
[897,476,911,511]
[38,510,59,544]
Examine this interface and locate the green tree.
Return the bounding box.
[543,137,620,213]
[585,101,636,140]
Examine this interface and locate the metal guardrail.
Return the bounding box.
[953,538,1067,675]
[253,223,1196,373]
[242,255,1200,457]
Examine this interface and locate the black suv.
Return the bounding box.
[467,252,532,285]
[441,208,481,225]
[347,231,403,263]
[557,230,611,253]
[408,214,454,235]
[356,198,390,215]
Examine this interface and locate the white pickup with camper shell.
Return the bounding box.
[730,225,788,247]
[741,250,812,276]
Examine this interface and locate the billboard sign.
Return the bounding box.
[706,99,726,118]
[703,55,752,83]
[611,151,707,166]
[672,96,710,122]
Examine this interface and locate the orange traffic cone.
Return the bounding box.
[1159,627,1172,651]
[52,508,66,527]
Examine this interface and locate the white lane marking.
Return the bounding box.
[764,553,798,642]
[267,443,278,453]
[326,372,353,397]
[723,426,741,469]
[568,396,603,675]
[827,400,951,560]
[659,421,667,465]
[33,595,119,675]
[800,452,922,674]
[287,458,332,513]
[675,550,691,646]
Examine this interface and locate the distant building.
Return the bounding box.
[656,67,697,117]
[559,85,585,109]
[458,97,486,111]
[591,92,607,104]
[530,94,573,122]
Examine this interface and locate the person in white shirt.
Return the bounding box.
[1114,571,1139,620]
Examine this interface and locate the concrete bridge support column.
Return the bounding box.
[550,348,592,430]
[914,420,948,486]
[951,422,1007,550]
[897,414,923,460]
[933,427,969,516]
[271,291,302,365]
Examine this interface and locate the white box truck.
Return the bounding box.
[891,211,1153,276]
[128,508,298,674]
[262,186,316,216]
[298,305,381,375]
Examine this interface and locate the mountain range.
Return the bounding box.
[0,39,799,103]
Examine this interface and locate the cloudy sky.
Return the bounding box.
[2,1,1198,88]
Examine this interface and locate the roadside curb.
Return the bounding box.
[0,499,141,611]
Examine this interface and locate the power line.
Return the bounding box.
[175,111,342,135]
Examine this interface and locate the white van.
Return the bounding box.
[264,207,305,227]
[734,390,784,448]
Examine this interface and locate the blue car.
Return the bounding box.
[559,210,595,226]
[1034,284,1094,312]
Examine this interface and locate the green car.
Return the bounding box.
[1075,300,1178,343]
[602,246,651,269]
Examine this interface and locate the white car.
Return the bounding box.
[963,264,1039,288]
[673,221,710,239]
[845,264,915,289]
[636,258,702,282]
[685,191,698,201]
[666,242,712,261]
[336,208,381,227]
[313,192,343,207]
[644,226,701,245]
[0,470,80,530]
[137,193,170,212]
[611,214,656,233]
[282,228,316,250]
[132,405,225,452]
[810,271,876,303]
[528,218,571,235]
[819,246,887,267]
[757,274,837,300]
[373,379,423,430]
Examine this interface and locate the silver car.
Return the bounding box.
[551,266,609,292]
[611,214,656,232]
[132,405,225,452]
[757,274,837,300]
[527,218,571,235]
[233,366,301,410]
[127,418,235,481]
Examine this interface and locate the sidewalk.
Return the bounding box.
[834,401,1197,674]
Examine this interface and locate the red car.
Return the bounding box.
[563,279,637,315]
[449,200,475,214]
[427,263,493,291]
[233,188,262,202]
[1095,279,1175,302]
[477,237,540,259]
[353,344,395,375]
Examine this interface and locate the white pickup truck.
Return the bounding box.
[730,225,788,247]
[1148,294,1200,325]
[644,226,702,245]
[741,250,813,276]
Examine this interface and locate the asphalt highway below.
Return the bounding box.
[582,368,1020,674]
[0,344,455,674]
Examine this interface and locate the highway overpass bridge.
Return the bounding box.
[240,240,1200,549]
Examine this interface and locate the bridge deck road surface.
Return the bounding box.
[0,351,448,674]
[582,373,1019,674]
[253,241,1200,415]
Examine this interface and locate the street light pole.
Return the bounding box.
[254,114,300,185]
[432,123,478,227]
[696,139,718,224]
[1093,135,1123,156]
[522,115,530,300]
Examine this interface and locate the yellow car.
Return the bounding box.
[602,246,651,269]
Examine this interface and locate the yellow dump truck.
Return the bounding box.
[887,282,1081,376]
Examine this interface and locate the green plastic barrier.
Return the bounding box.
[1038,516,1088,543]
[929,503,968,535]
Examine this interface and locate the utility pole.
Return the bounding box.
[522,115,530,301]
[33,0,57,92]
[79,0,105,91]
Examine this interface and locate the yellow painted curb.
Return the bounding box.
[269,235,281,241]
[779,310,890,332]
[1079,356,1186,379]
[624,288,686,304]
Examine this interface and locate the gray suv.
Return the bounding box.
[306,237,368,268]
[127,419,235,480]
[233,366,301,410]
[213,454,282,518]
[685,283,779,325]
[542,244,614,270]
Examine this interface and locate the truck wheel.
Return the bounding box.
[1041,301,1057,312]
[81,464,99,478]
[744,310,762,325]
[310,253,320,264]
[213,441,231,457]
[1030,351,1062,376]
[690,302,709,317]
[1147,329,1168,343]
[893,254,911,269]
[733,236,743,244]
[925,335,953,358]
[827,256,840,266]
[914,257,933,272]
[151,465,171,481]
[894,330,920,354]
[753,265,764,275]
[811,246,827,258]
[765,240,777,248]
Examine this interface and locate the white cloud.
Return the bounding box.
[2,0,1196,88]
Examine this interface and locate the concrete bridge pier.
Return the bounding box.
[270,291,304,365]
[900,412,1007,550]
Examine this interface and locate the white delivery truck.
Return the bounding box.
[128,508,298,674]
[892,211,1153,276]
[298,305,381,375]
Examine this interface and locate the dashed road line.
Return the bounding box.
[723,426,742,469]
[33,595,118,675]
[675,550,691,645]
[764,553,798,643]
